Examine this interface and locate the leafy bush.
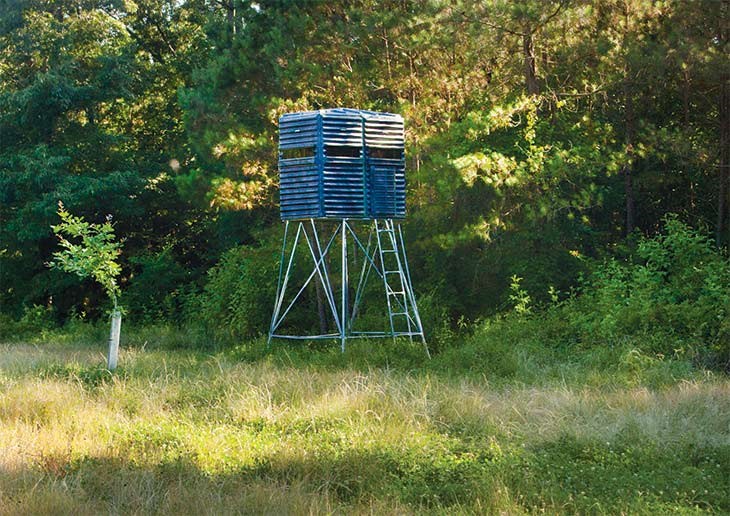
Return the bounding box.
[410,290,456,354]
[0,305,56,340]
[490,217,730,370]
[124,249,192,323]
[573,217,730,365]
[193,241,278,342]
[51,202,123,313]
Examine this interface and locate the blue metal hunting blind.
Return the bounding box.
[269,108,427,356]
[278,108,406,220]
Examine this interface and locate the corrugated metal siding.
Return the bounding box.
[322,110,366,218]
[279,113,321,219]
[364,114,405,219]
[278,108,406,220]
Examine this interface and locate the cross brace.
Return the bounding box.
[267,219,429,357]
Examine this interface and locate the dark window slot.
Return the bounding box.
[369,148,402,159]
[282,147,315,159]
[325,145,361,158]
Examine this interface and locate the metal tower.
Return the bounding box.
[267,109,428,355]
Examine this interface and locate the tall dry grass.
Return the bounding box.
[0,341,728,514]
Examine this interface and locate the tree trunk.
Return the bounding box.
[314,270,329,334]
[624,160,635,235]
[218,0,237,35]
[523,29,539,95]
[108,310,122,371]
[717,79,729,246]
[717,2,729,246]
[308,226,329,334]
[623,80,636,235]
[683,68,691,127]
[383,27,392,82]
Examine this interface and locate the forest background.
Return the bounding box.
[1,0,729,369]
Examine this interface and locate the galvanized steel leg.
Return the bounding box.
[397,222,430,358]
[273,223,340,335]
[269,221,293,347]
[341,220,348,352]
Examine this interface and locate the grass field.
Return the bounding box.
[1,326,729,514]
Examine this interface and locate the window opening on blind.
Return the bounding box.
[325,145,361,158]
[281,147,315,159]
[369,148,402,159]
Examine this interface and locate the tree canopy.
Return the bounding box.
[1,0,728,333]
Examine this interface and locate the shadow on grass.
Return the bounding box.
[2,431,728,514]
[17,333,702,396]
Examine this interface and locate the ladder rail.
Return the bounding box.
[348,221,410,330]
[375,220,397,340]
[376,219,420,339]
[385,220,413,341]
[397,222,429,357]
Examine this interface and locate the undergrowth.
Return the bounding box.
[1,218,729,513]
[0,335,727,514]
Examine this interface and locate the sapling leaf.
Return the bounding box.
[50,202,123,311]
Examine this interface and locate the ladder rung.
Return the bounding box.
[381,249,397,253]
[390,312,408,316]
[388,291,405,296]
[385,271,401,275]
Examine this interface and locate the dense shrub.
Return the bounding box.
[0,305,56,340]
[495,217,730,370]
[577,218,729,363]
[193,242,278,342]
[124,249,192,324]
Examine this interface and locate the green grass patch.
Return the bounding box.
[0,323,728,513]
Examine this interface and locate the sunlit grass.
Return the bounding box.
[0,336,728,514]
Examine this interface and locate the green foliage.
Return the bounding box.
[0,0,205,319]
[486,218,730,370]
[124,249,191,323]
[508,275,532,315]
[0,305,56,341]
[40,362,114,389]
[1,0,729,354]
[51,203,122,310]
[575,217,730,356]
[194,240,278,342]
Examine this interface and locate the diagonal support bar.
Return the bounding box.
[272,223,341,333]
[268,219,427,356]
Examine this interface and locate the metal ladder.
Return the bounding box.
[374,220,425,347]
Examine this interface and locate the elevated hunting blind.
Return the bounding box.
[278,108,406,220]
[269,108,427,355]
